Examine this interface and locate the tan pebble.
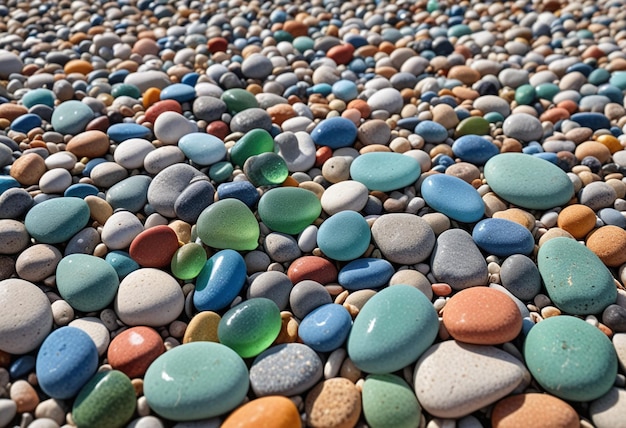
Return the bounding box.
[445,162,480,183]
[357,119,391,146]
[565,127,594,144]
[493,208,536,230]
[168,220,192,244]
[10,153,46,185]
[491,393,579,428]
[182,311,220,343]
[322,157,351,183]
[359,144,391,154]
[84,195,113,225]
[274,311,299,344]
[299,181,325,199]
[0,103,28,122]
[431,104,459,129]
[557,204,597,239]
[575,141,611,163]
[500,138,523,152]
[422,212,450,236]
[451,86,479,100]
[389,270,432,300]
[66,130,110,159]
[586,226,626,267]
[305,378,361,428]
[606,178,626,199]
[222,396,302,428]
[10,380,40,413]
[540,305,562,318]
[35,398,66,425]
[339,358,362,383]
[131,378,143,396]
[483,192,508,217]
[343,289,377,310]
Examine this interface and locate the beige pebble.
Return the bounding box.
[483,192,508,217]
[575,141,611,163]
[322,157,351,183]
[421,212,450,236]
[10,153,47,185]
[182,311,220,343]
[445,162,480,183]
[51,299,74,326]
[491,393,578,428]
[0,219,30,255]
[35,399,66,426]
[168,220,191,244]
[339,357,362,384]
[606,178,626,199]
[389,269,432,300]
[305,378,361,428]
[538,227,574,247]
[84,195,113,225]
[10,380,40,413]
[15,244,62,282]
[493,208,536,230]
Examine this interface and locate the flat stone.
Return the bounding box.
[371,213,435,265]
[499,254,542,301]
[350,152,421,192]
[472,218,535,257]
[222,397,301,428]
[421,174,485,223]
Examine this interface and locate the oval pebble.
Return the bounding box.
[431,229,489,290]
[311,117,358,149]
[107,326,165,378]
[499,254,542,301]
[371,213,435,265]
[0,219,30,254]
[452,135,500,165]
[197,198,260,250]
[183,311,221,344]
[338,258,394,290]
[222,396,302,428]
[299,303,352,352]
[491,393,578,428]
[305,378,362,428]
[320,180,369,215]
[472,218,535,257]
[362,374,421,428]
[178,132,226,166]
[101,210,144,250]
[129,225,179,268]
[194,249,246,312]
[15,244,62,282]
[586,226,626,267]
[421,174,485,223]
[258,187,321,235]
[350,152,421,192]
[317,210,370,261]
[24,197,90,244]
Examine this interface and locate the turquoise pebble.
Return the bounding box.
[588,69,610,85]
[218,298,282,358]
[338,258,395,290]
[309,83,332,96]
[350,152,421,192]
[362,374,421,428]
[11,114,42,134]
[484,111,504,123]
[484,153,574,210]
[209,161,234,183]
[144,342,249,421]
[347,285,439,374]
[51,100,94,135]
[293,36,314,52]
[609,71,626,90]
[160,83,196,102]
[21,88,55,108]
[447,24,471,38]
[171,243,207,280]
[178,132,226,166]
[56,254,120,312]
[311,117,358,149]
[273,30,293,42]
[421,174,484,223]
[298,303,352,352]
[243,152,289,186]
[196,198,260,251]
[535,83,560,101]
[230,128,275,167]
[107,123,151,143]
[105,250,139,280]
[415,120,448,144]
[24,197,90,244]
[332,80,358,102]
[0,176,20,194]
[452,134,500,165]
[524,315,617,401]
[537,237,616,315]
[194,249,246,311]
[257,187,321,235]
[105,175,151,213]
[317,210,371,261]
[217,181,259,208]
[111,83,141,99]
[72,370,136,428]
[570,112,611,131]
[514,84,536,105]
[472,218,534,257]
[64,183,99,199]
[36,326,99,399]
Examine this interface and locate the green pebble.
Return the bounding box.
[218,297,281,358]
[524,315,617,401]
[484,111,504,123]
[514,84,536,105]
[535,83,560,101]
[72,370,136,428]
[171,243,207,280]
[221,88,259,114]
[427,0,438,12]
[610,71,626,90]
[230,128,275,167]
[257,187,322,235]
[197,198,260,251]
[209,161,234,183]
[111,83,141,99]
[455,116,490,136]
[447,24,471,38]
[362,374,421,428]
[243,152,289,186]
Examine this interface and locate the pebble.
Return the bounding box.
[350,152,421,192]
[590,387,626,428]
[222,396,302,428]
[557,204,597,239]
[299,303,352,352]
[194,249,246,311]
[24,197,90,244]
[10,153,46,185]
[524,315,617,401]
[305,378,362,428]
[258,187,321,235]
[452,135,500,165]
[66,130,110,159]
[129,225,179,268]
[367,87,404,114]
[289,279,333,319]
[421,174,485,223]
[499,254,542,301]
[586,226,626,267]
[318,210,370,261]
[108,326,165,379]
[362,374,421,428]
[50,100,94,135]
[247,271,292,310]
[320,180,369,215]
[472,218,535,257]
[196,198,260,250]
[0,219,29,254]
[431,229,489,291]
[338,258,394,291]
[371,213,435,264]
[491,393,579,428]
[101,210,144,250]
[311,117,358,149]
[183,311,221,344]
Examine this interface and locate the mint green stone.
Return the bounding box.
[230,129,275,167]
[293,36,314,52]
[171,243,207,280]
[524,315,617,401]
[24,197,90,244]
[484,111,504,123]
[51,100,95,135]
[218,297,281,358]
[363,374,421,428]
[209,161,234,182]
[455,116,490,136]
[537,237,616,315]
[317,210,371,261]
[535,83,560,101]
[484,153,574,209]
[144,342,249,421]
[221,88,259,114]
[111,83,141,99]
[514,84,536,105]
[349,152,421,192]
[274,30,294,43]
[588,69,610,86]
[243,152,288,186]
[427,0,438,12]
[72,370,136,428]
[56,254,120,312]
[21,88,55,109]
[197,198,260,251]
[257,187,322,235]
[577,29,593,39]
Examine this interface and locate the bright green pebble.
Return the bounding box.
[230,128,275,167]
[197,198,260,251]
[72,370,136,428]
[111,83,141,99]
[221,88,259,115]
[535,83,560,101]
[257,187,322,235]
[455,116,490,136]
[524,315,617,402]
[171,243,207,280]
[243,152,289,186]
[362,374,421,428]
[218,297,281,358]
[209,161,234,183]
[515,84,536,105]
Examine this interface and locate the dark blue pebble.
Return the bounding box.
[472,218,535,257]
[108,69,129,85]
[82,158,107,177]
[174,179,215,223]
[9,355,36,379]
[11,114,42,134]
[64,183,99,199]
[216,181,259,207]
[452,135,500,165]
[337,258,395,290]
[570,112,611,131]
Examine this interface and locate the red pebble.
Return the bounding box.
[431,283,452,297]
[207,37,228,53]
[287,256,338,284]
[327,43,355,65]
[144,100,183,124]
[107,326,165,378]
[129,225,179,268]
[206,120,229,140]
[315,146,333,167]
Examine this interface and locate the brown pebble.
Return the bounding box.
[586,225,626,267]
[305,378,361,428]
[10,380,40,413]
[267,104,296,125]
[132,38,160,57]
[10,153,46,185]
[182,311,221,343]
[431,103,459,129]
[557,204,597,239]
[0,103,28,122]
[491,393,579,428]
[66,130,111,158]
[445,162,480,183]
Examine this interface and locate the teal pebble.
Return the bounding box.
[21,88,55,108]
[51,100,95,135]
[111,83,141,99]
[609,71,626,90]
[535,83,560,101]
[317,210,371,261]
[350,152,421,192]
[514,84,536,105]
[588,69,610,85]
[24,197,90,244]
[105,175,151,213]
[209,161,234,182]
[0,176,20,194]
[447,24,471,38]
[144,342,249,421]
[178,132,226,166]
[105,250,139,280]
[293,36,314,52]
[484,111,504,123]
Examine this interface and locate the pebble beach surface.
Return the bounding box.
[2,0,626,426]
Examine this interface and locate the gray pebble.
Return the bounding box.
[499,254,542,301]
[579,181,617,211]
[472,95,511,117]
[247,271,293,310]
[489,283,530,318]
[229,108,272,133]
[263,232,301,263]
[15,244,62,282]
[0,219,30,255]
[430,229,488,291]
[64,227,101,256]
[0,50,23,79]
[590,388,626,428]
[143,146,186,175]
[174,179,215,223]
[0,143,12,168]
[90,161,129,188]
[602,304,626,333]
[367,88,403,114]
[244,250,271,274]
[0,188,33,219]
[371,213,435,265]
[147,164,207,218]
[289,280,332,320]
[192,96,227,122]
[498,68,529,88]
[502,113,543,142]
[106,175,152,214]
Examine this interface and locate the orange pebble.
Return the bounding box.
[556,99,578,114]
[378,41,395,54]
[556,204,596,239]
[586,225,626,267]
[315,146,333,167]
[64,59,93,75]
[287,256,338,285]
[492,393,579,428]
[281,176,300,187]
[142,87,161,108]
[327,43,355,65]
[222,396,302,428]
[539,107,570,123]
[595,134,623,154]
[432,283,452,297]
[347,99,371,118]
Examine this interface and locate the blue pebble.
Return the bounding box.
[174,179,215,223]
[299,304,352,352]
[317,210,371,261]
[194,249,247,311]
[338,258,395,291]
[11,113,42,134]
[82,158,107,177]
[10,355,36,379]
[421,174,485,223]
[217,181,259,207]
[433,154,454,168]
[598,84,623,104]
[64,183,99,199]
[178,132,226,166]
[533,152,558,164]
[332,80,358,102]
[36,326,99,399]
[345,34,368,48]
[452,135,500,165]
[570,112,611,131]
[598,208,626,228]
[160,83,197,103]
[105,250,139,280]
[472,218,535,257]
[107,123,151,143]
[308,83,332,96]
[181,72,199,86]
[415,120,448,144]
[396,117,420,130]
[566,63,593,77]
[609,71,626,90]
[311,117,358,149]
[0,176,20,194]
[108,69,129,85]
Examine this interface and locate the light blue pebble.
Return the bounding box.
[216,181,259,207]
[350,152,421,192]
[106,175,152,213]
[298,304,352,352]
[332,80,358,102]
[421,174,484,223]
[36,326,99,399]
[107,123,151,143]
[598,208,626,228]
[317,210,371,261]
[308,83,333,96]
[194,249,247,311]
[21,88,55,108]
[64,183,99,199]
[452,135,500,165]
[51,100,94,135]
[311,117,358,149]
[11,114,42,133]
[415,120,448,144]
[105,250,140,280]
[160,83,196,103]
[472,218,535,257]
[0,176,20,194]
[178,132,227,166]
[338,258,395,290]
